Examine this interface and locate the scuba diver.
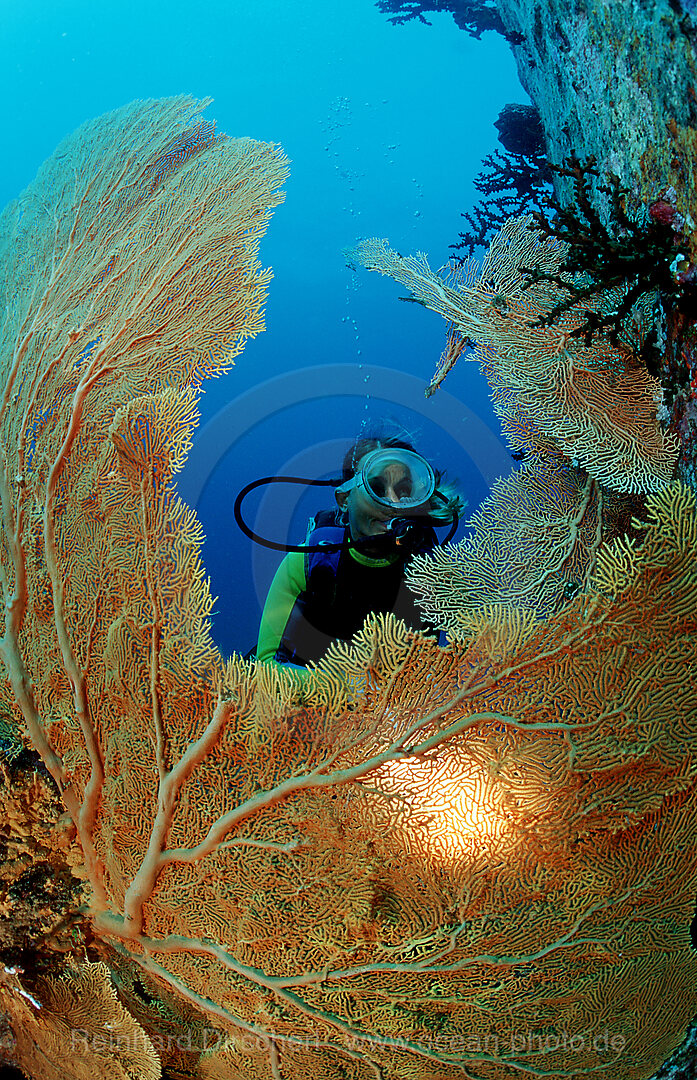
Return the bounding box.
[237,428,464,669]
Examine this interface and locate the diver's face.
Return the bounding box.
[343,457,411,544]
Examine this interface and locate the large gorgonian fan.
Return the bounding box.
[349,218,677,495]
[0,101,696,1080]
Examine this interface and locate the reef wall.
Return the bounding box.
[494,0,697,488]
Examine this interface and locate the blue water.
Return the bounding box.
[2,0,525,654]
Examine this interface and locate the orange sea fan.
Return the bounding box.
[349,219,678,494]
[407,457,646,632]
[2,99,697,1080]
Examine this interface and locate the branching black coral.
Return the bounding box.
[453,149,552,255]
[523,155,696,355]
[374,0,511,40]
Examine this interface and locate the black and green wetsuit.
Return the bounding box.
[256,511,437,666]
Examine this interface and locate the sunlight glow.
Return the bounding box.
[374,752,511,858]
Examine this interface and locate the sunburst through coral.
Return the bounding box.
[374,752,511,857]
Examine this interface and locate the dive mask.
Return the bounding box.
[335,448,436,515]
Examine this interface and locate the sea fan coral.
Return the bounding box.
[349,218,678,493]
[407,458,645,630]
[1,99,696,1080]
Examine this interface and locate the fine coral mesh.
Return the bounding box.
[349,219,678,494]
[2,98,697,1080]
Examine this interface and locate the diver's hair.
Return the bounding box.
[429,478,466,524]
[341,434,415,480]
[341,423,466,525]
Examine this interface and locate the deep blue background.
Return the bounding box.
[2,0,526,654]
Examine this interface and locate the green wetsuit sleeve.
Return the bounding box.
[256,551,307,663]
